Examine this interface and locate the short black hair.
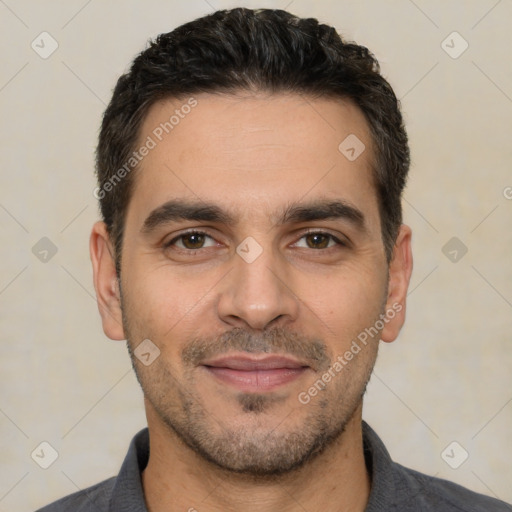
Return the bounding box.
[95,7,410,275]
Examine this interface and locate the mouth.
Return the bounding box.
[200,354,310,392]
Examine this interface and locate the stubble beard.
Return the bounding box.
[120,290,381,478]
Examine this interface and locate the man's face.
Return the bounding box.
[100,92,407,475]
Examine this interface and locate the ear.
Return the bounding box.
[380,224,413,343]
[89,221,125,340]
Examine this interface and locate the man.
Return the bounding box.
[37,7,511,512]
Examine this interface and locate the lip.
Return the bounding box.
[201,354,310,392]
[202,354,307,370]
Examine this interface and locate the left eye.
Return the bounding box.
[164,231,344,251]
[294,232,344,250]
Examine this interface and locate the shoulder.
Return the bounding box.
[35,476,116,512]
[393,462,512,512]
[35,427,149,511]
[362,421,511,511]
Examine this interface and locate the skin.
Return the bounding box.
[90,92,413,512]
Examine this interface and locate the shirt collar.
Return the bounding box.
[362,420,397,510]
[109,427,150,511]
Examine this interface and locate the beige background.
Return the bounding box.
[1,0,511,510]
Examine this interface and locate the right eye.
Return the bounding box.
[163,230,218,251]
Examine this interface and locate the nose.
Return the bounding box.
[216,241,300,331]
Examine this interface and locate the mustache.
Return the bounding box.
[181,326,331,372]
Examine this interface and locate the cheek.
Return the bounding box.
[124,264,218,342]
[304,265,385,322]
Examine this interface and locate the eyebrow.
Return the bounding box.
[141,197,367,235]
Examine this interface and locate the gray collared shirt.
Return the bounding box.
[36,421,512,511]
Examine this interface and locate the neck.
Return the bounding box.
[141,402,371,512]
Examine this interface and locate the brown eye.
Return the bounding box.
[180,233,206,249]
[305,233,330,249]
[295,231,345,250]
[164,231,215,250]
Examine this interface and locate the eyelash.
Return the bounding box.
[163,229,347,252]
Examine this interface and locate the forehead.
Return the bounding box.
[126,92,379,232]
